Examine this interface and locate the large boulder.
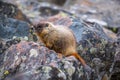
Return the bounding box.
[0,41,85,80]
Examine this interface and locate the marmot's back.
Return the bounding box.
[48,26,76,56]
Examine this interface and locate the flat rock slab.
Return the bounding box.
[0,17,30,39]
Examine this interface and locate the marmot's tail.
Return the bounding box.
[69,53,86,66]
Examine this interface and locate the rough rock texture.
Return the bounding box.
[0,41,86,80]
[0,0,119,80]
[0,16,30,39]
[4,0,120,28]
[0,1,31,24]
[70,17,116,64]
[42,16,117,80]
[68,0,120,28]
[0,14,118,79]
[0,39,21,66]
[110,36,120,80]
[70,18,116,80]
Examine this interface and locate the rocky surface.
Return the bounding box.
[0,41,84,80]
[110,35,120,80]
[0,39,21,66]
[4,0,120,28]
[0,16,30,39]
[0,1,31,24]
[0,0,120,80]
[0,15,118,80]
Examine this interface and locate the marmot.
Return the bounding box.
[34,22,91,71]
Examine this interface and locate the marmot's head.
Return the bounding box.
[34,22,54,35]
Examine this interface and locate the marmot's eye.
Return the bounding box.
[45,23,49,27]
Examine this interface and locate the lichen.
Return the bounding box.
[41,66,52,79]
[64,61,75,76]
[57,69,66,80]
[90,47,97,54]
[29,49,38,57]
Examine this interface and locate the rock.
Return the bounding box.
[0,42,5,66]
[0,14,117,80]
[39,6,60,17]
[0,41,87,80]
[102,27,117,40]
[85,18,108,27]
[70,0,120,28]
[0,16,30,39]
[38,0,66,6]
[0,1,31,24]
[41,15,117,80]
[0,39,21,66]
[70,17,116,79]
[110,37,120,80]
[0,15,30,68]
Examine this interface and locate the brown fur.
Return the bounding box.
[34,22,86,66]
